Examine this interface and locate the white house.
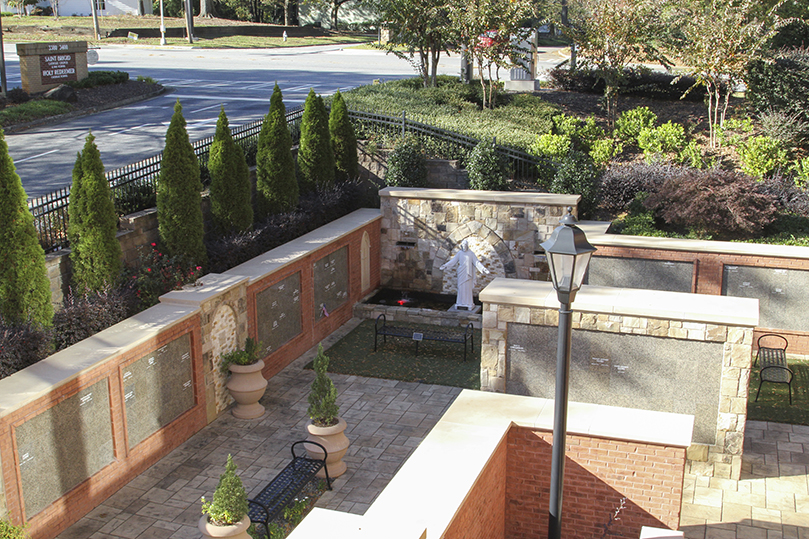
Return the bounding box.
[2,0,151,17]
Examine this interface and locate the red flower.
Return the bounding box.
[151,242,156,247]
[147,268,151,272]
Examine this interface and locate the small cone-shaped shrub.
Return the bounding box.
[307,343,339,427]
[209,107,252,234]
[68,132,122,294]
[0,130,53,327]
[329,90,358,182]
[200,454,248,526]
[157,100,207,268]
[256,84,298,218]
[298,89,335,193]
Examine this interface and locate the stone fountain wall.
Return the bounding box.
[378,188,581,295]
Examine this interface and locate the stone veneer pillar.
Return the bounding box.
[379,187,580,293]
[479,279,758,480]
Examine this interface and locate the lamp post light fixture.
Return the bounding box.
[540,207,596,539]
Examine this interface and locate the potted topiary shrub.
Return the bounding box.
[305,344,349,478]
[199,454,251,539]
[221,337,268,419]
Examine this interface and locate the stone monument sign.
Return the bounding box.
[16,41,89,94]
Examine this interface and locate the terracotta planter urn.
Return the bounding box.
[226,360,268,419]
[306,417,350,478]
[198,515,251,539]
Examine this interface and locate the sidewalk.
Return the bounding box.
[56,318,461,539]
[55,317,809,538]
[680,421,809,538]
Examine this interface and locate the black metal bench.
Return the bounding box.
[754,334,794,405]
[248,441,332,537]
[374,314,474,361]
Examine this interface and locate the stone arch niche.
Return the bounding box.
[210,304,238,414]
[434,221,516,295]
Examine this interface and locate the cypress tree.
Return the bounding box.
[157,100,207,268]
[68,132,122,294]
[256,84,298,218]
[329,90,358,182]
[297,89,335,193]
[209,106,253,234]
[0,129,54,327]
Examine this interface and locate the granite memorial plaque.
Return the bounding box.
[256,272,303,355]
[124,333,194,449]
[587,256,693,292]
[507,323,723,444]
[722,265,809,331]
[16,379,114,519]
[313,246,349,320]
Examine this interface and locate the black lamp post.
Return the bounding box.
[540,207,596,539]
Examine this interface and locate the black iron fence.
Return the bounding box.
[28,107,542,253]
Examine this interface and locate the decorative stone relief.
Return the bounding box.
[211,305,238,414]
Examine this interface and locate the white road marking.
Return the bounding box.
[190,103,226,114]
[16,149,58,163]
[171,94,271,103]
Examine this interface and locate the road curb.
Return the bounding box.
[3,85,172,134]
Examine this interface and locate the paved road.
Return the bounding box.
[2,44,564,199]
[4,44,459,198]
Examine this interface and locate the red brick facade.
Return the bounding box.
[504,426,685,539]
[594,245,809,354]
[444,435,507,539]
[0,318,205,539]
[0,215,382,539]
[247,221,381,379]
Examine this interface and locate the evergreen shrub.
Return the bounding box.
[615,106,657,143]
[68,70,129,89]
[256,84,298,217]
[746,49,809,123]
[209,107,253,234]
[0,130,53,327]
[157,100,207,268]
[738,135,790,179]
[329,90,358,182]
[308,344,339,427]
[467,139,509,191]
[68,132,122,295]
[385,135,427,187]
[298,89,335,192]
[637,121,687,160]
[201,455,248,526]
[550,151,600,217]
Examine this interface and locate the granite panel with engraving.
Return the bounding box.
[313,246,349,321]
[722,265,809,332]
[16,379,114,519]
[507,323,723,444]
[588,256,694,293]
[256,272,302,356]
[123,333,194,449]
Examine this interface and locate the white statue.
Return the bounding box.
[440,239,490,309]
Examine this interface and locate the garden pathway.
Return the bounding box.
[55,318,461,539]
[54,317,809,539]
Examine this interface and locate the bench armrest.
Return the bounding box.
[375,313,387,332]
[760,365,794,383]
[292,440,328,462]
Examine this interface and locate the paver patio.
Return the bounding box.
[55,318,809,539]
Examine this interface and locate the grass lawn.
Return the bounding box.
[0,15,376,49]
[308,319,481,389]
[747,356,809,425]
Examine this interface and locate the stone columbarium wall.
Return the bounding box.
[480,279,758,480]
[379,187,580,295]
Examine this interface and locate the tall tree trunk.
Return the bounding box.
[331,2,339,30]
[430,47,440,88]
[284,0,292,26]
[200,0,216,17]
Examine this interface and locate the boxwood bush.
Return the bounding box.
[747,49,809,124]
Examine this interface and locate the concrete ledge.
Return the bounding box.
[589,230,809,260]
[226,208,381,283]
[479,279,759,327]
[379,187,580,206]
[0,302,198,415]
[289,390,693,539]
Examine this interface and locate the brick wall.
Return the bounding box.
[443,436,507,539]
[505,427,685,539]
[594,243,809,355]
[0,317,205,539]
